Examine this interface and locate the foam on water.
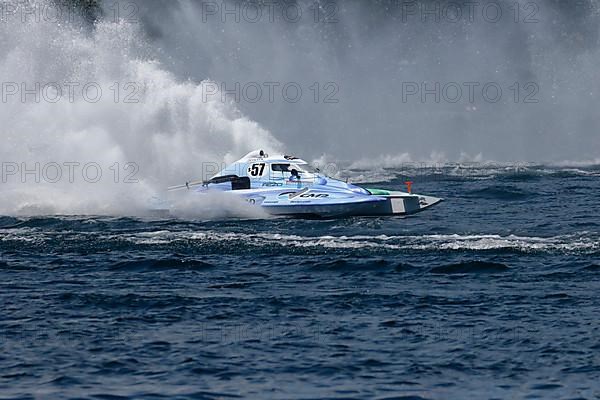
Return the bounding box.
[2,226,597,255]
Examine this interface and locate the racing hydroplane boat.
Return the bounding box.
[169,150,442,218]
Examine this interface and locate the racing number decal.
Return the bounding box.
[248,163,266,177]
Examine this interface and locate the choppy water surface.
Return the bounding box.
[1,165,599,399]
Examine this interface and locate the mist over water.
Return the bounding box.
[0,0,279,215]
[1,0,599,215]
[127,0,600,162]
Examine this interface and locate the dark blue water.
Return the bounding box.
[1,165,599,399]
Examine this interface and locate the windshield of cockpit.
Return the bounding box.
[270,163,318,174]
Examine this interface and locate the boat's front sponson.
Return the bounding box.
[379,192,444,215]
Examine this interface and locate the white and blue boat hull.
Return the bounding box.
[167,150,443,218]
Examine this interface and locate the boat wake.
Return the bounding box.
[1,225,598,256]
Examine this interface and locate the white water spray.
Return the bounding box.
[0,0,281,216]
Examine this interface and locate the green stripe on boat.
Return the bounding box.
[366,188,391,196]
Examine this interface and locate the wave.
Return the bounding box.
[430,261,509,274]
[342,163,600,184]
[2,227,598,255]
[303,258,392,272]
[109,258,215,272]
[581,264,600,272]
[57,291,192,310]
[0,217,22,229]
[464,185,535,201]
